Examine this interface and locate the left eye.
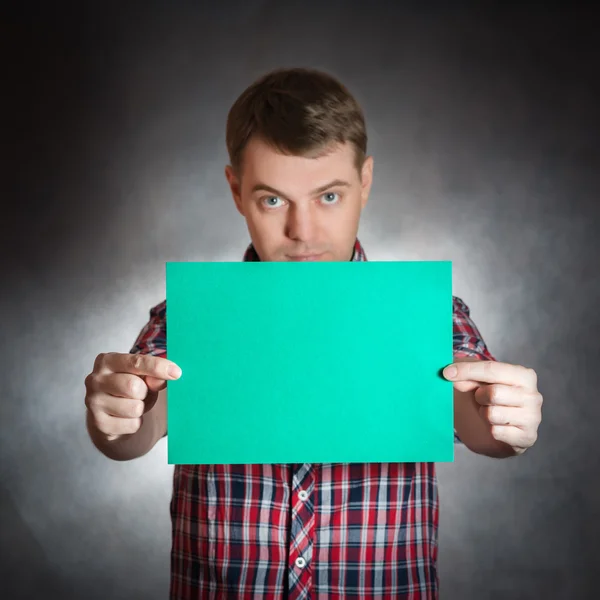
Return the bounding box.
[321,192,339,204]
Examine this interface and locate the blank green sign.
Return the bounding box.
[166,260,454,465]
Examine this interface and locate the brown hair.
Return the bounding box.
[226,67,367,176]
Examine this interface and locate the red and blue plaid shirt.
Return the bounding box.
[130,239,495,599]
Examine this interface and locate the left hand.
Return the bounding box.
[443,360,543,455]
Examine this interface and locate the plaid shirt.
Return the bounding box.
[130,239,495,599]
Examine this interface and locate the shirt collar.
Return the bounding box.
[243,239,367,262]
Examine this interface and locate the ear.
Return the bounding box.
[360,156,374,209]
[225,165,245,216]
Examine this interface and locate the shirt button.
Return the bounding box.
[298,490,308,501]
[295,556,306,569]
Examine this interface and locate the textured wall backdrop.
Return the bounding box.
[3,2,599,599]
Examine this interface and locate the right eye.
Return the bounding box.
[263,196,284,208]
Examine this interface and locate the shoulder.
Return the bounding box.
[452,295,471,317]
[149,299,166,320]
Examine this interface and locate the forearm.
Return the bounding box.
[86,403,162,461]
[453,357,517,458]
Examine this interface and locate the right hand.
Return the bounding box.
[85,352,182,441]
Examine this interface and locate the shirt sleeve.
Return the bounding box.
[452,296,496,361]
[452,296,497,444]
[129,300,167,358]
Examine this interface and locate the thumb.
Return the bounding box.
[141,376,166,413]
[145,375,167,392]
[452,380,481,393]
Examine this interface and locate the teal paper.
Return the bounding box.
[166,260,454,465]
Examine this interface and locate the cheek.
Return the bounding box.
[246,210,287,252]
[330,198,361,234]
[322,205,361,258]
[245,204,271,232]
[254,213,285,239]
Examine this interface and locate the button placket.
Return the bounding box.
[288,464,315,599]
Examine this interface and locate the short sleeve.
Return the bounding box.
[129,300,167,358]
[452,296,496,444]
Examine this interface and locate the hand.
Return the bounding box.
[443,360,543,455]
[85,352,182,442]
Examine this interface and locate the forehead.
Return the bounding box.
[240,137,357,184]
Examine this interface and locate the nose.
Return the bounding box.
[285,203,315,242]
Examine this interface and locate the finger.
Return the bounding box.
[100,352,181,380]
[93,411,143,438]
[444,361,536,390]
[479,405,530,429]
[490,425,537,449]
[92,373,149,400]
[142,388,159,413]
[90,393,146,419]
[474,384,527,407]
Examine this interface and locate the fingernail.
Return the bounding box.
[168,365,182,378]
[444,366,458,379]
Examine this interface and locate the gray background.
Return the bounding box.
[3,1,599,598]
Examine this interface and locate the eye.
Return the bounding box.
[321,192,340,204]
[263,196,284,208]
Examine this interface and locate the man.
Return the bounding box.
[84,67,543,599]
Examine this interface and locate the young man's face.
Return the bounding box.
[225,136,373,262]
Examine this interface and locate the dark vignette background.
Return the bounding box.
[2,2,599,599]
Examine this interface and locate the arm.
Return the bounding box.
[450,297,515,458]
[87,300,170,461]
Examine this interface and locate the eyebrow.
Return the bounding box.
[251,179,351,197]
